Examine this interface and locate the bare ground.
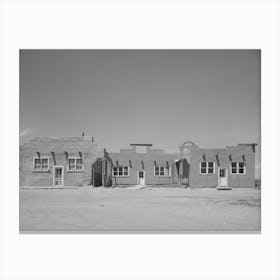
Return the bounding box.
[19,187,261,232]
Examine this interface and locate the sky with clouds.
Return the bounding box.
[20,50,261,176]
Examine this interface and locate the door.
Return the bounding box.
[93,159,102,187]
[53,166,64,187]
[219,168,228,187]
[137,171,145,186]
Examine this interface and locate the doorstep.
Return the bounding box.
[216,186,232,190]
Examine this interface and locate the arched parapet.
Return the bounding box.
[178,141,198,187]
[181,141,198,147]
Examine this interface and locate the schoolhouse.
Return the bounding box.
[19,137,257,189]
[19,136,112,187]
[109,142,257,189]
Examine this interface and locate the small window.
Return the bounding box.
[154,166,171,177]
[231,162,246,175]
[200,162,215,175]
[33,157,49,171]
[68,157,84,172]
[112,166,129,177]
[76,158,83,170]
[124,166,129,176]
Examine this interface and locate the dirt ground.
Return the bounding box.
[19,187,261,232]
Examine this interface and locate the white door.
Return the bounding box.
[219,168,228,187]
[54,166,64,187]
[137,171,145,186]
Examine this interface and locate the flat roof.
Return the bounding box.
[130,144,153,146]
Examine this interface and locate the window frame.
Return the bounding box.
[230,162,246,175]
[33,156,50,172]
[154,166,172,177]
[199,161,215,175]
[67,157,84,172]
[112,166,130,177]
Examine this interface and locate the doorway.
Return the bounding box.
[53,166,64,187]
[218,167,228,188]
[137,171,145,186]
[93,158,103,187]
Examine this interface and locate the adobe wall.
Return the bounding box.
[189,145,255,188]
[109,148,180,186]
[20,137,100,187]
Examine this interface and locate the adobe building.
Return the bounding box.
[19,137,257,189]
[109,143,257,189]
[19,136,112,187]
[109,144,180,186]
[186,143,257,189]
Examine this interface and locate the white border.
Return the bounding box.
[1,1,280,280]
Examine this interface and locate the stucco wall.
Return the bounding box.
[20,137,100,187]
[189,145,255,188]
[109,148,180,186]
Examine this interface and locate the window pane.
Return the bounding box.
[42,158,48,169]
[201,168,207,174]
[76,164,83,170]
[208,162,214,168]
[231,168,237,174]
[239,162,244,168]
[34,158,41,169]
[124,166,128,176]
[113,171,118,176]
[231,162,237,168]
[76,159,83,170]
[239,168,244,174]
[208,168,214,174]
[164,167,170,176]
[201,162,207,168]
[155,170,159,176]
[69,159,75,170]
[113,167,118,172]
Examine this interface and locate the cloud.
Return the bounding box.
[20,128,32,137]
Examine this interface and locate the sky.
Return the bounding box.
[20,50,261,176]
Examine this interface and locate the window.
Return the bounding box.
[33,157,49,171]
[68,157,84,171]
[154,166,171,177]
[113,166,129,177]
[231,162,246,174]
[200,162,215,174]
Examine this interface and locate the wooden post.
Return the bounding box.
[101,159,104,190]
[179,146,183,188]
[172,163,174,187]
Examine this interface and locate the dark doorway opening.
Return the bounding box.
[175,159,190,185]
[93,158,102,187]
